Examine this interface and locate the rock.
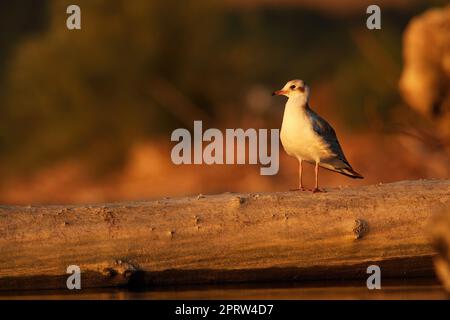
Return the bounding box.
[430,207,450,292]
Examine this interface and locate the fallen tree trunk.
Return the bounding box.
[0,179,449,291]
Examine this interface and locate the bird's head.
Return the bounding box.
[272,79,310,101]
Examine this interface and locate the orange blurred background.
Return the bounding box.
[0,0,449,204]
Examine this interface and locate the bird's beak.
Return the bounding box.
[272,90,287,96]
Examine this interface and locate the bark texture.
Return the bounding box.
[0,179,449,291]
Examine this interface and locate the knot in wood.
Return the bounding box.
[353,219,369,239]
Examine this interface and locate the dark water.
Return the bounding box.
[1,279,447,300]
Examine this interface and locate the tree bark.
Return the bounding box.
[0,179,448,291]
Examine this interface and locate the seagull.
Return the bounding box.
[273,79,363,193]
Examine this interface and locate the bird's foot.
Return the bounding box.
[290,187,307,192]
[311,188,326,193]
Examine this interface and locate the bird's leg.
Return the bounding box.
[312,162,325,193]
[290,159,306,191]
[298,160,305,191]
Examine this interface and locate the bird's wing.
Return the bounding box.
[308,108,363,179]
[307,108,354,165]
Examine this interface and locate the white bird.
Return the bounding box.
[273,79,363,193]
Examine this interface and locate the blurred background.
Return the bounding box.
[0,0,449,204]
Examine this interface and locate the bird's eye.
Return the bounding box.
[290,85,296,90]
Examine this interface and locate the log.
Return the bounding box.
[0,179,449,291]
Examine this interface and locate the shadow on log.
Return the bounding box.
[0,179,449,291]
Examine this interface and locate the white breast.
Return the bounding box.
[280,98,330,163]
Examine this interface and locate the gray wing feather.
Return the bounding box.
[307,109,351,169]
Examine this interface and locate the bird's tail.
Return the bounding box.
[320,163,364,179]
[338,167,364,179]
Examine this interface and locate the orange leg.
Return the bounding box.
[290,159,306,191]
[298,160,305,191]
[312,162,325,193]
